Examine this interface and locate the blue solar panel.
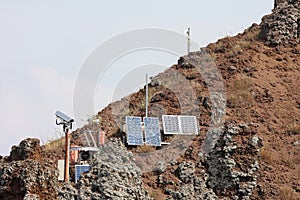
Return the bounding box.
[144,117,161,146]
[75,164,90,183]
[125,116,143,145]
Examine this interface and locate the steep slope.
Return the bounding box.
[0,1,298,199]
[85,1,300,199]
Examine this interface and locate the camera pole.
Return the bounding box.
[64,124,70,182]
[55,111,74,183]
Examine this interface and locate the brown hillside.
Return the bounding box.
[72,1,300,199]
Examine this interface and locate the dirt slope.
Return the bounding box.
[88,1,300,199]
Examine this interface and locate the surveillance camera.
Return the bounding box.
[55,111,74,123]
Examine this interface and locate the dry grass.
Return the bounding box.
[136,145,155,153]
[286,123,300,135]
[44,137,65,154]
[228,78,254,107]
[228,77,254,121]
[243,26,259,42]
[279,186,300,200]
[260,148,274,165]
[149,190,159,199]
[224,27,259,57]
[282,155,296,169]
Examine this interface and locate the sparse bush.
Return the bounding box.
[149,190,159,199]
[283,155,295,169]
[280,186,300,200]
[136,145,155,153]
[260,148,273,164]
[228,78,254,107]
[286,124,300,135]
[243,26,259,42]
[227,77,254,121]
[44,137,65,154]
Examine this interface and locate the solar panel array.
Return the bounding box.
[144,117,161,146]
[162,115,180,134]
[125,115,198,145]
[162,115,198,135]
[75,164,90,183]
[125,116,143,145]
[179,116,198,134]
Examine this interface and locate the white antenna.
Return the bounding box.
[145,73,149,118]
[184,27,191,54]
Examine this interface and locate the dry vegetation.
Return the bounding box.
[135,145,156,153]
[227,77,254,121]
[279,186,300,200]
[260,147,274,165]
[44,137,65,154]
[286,123,300,135]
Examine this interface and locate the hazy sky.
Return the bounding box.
[0,1,273,155]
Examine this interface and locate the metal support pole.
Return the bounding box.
[145,73,149,118]
[64,127,70,182]
[55,110,74,183]
[187,27,191,54]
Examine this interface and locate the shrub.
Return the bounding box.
[44,137,65,154]
[136,145,155,153]
[280,186,300,200]
[283,155,295,169]
[260,148,273,164]
[286,124,300,135]
[227,77,254,121]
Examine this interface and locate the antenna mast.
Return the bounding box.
[186,27,191,54]
[145,73,149,118]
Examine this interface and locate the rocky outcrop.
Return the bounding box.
[166,161,218,200]
[274,0,299,8]
[7,138,42,161]
[158,123,262,200]
[58,138,151,200]
[261,0,299,46]
[206,124,262,199]
[0,138,58,200]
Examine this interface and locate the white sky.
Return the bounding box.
[0,0,273,155]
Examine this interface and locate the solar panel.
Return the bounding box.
[125,116,143,145]
[162,115,199,135]
[144,117,161,146]
[179,115,198,135]
[75,164,90,183]
[162,115,180,134]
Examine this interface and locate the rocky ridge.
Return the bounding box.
[261,0,299,46]
[0,139,58,200]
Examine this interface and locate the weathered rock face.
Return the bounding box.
[0,138,58,200]
[275,0,299,8]
[58,138,152,200]
[206,124,262,199]
[261,0,299,46]
[8,138,42,161]
[166,161,218,200]
[159,123,262,200]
